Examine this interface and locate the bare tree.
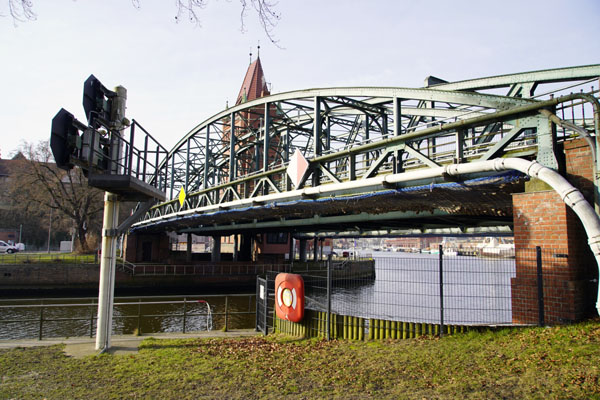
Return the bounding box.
[3,0,35,25]
[10,141,104,253]
[239,0,280,47]
[4,0,281,45]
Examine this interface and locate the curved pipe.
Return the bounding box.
[444,158,600,316]
[539,93,600,216]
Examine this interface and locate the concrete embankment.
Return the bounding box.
[0,263,259,294]
[0,259,376,294]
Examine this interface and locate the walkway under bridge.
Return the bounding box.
[130,64,600,239]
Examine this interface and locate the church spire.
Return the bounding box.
[236,51,269,105]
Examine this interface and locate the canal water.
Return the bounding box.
[308,251,516,326]
[0,252,516,340]
[0,294,256,340]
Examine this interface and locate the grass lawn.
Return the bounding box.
[0,252,97,264]
[1,319,599,399]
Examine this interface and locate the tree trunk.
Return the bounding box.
[77,224,90,253]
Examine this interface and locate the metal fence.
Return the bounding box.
[120,263,287,276]
[265,246,591,338]
[0,294,256,340]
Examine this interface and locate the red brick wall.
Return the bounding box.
[511,139,598,324]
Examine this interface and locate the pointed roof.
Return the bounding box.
[236,56,269,105]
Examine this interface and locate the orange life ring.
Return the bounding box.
[274,273,305,322]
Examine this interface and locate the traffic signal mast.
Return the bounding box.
[50,75,166,352]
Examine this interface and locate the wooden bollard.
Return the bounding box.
[343,315,348,339]
[386,320,391,339]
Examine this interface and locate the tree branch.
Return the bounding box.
[5,0,35,25]
[5,1,282,46]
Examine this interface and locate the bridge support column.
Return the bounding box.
[186,233,192,263]
[233,235,239,261]
[299,239,307,262]
[211,236,221,262]
[511,139,598,324]
[313,238,319,261]
[239,234,252,261]
[289,237,295,261]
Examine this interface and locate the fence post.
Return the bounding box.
[89,300,95,338]
[255,276,260,332]
[38,303,44,341]
[264,280,269,336]
[439,244,444,337]
[536,246,545,326]
[326,253,332,340]
[182,298,187,333]
[224,296,229,332]
[137,299,142,335]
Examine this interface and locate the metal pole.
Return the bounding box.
[263,282,268,336]
[224,296,229,332]
[439,244,444,337]
[38,302,44,341]
[89,300,94,338]
[536,246,545,326]
[326,253,332,340]
[263,103,270,173]
[255,276,260,332]
[95,192,120,351]
[182,298,187,333]
[137,299,142,335]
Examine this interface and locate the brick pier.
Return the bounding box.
[511,139,598,324]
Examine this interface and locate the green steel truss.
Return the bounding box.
[133,65,600,236]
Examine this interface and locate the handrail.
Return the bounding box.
[125,263,287,276]
[0,294,256,340]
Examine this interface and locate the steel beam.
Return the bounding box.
[430,64,600,91]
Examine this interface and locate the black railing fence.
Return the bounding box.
[264,246,594,339]
[0,294,256,341]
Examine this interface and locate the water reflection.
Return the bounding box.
[0,295,255,340]
[0,252,517,339]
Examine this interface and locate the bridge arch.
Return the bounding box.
[128,65,600,322]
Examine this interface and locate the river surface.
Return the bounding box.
[307,251,516,326]
[0,252,516,340]
[0,294,256,340]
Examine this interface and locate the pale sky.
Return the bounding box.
[1,0,599,158]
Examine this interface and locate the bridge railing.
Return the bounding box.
[122,263,288,276]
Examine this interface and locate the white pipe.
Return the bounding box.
[445,158,600,316]
[138,154,600,315]
[539,108,599,215]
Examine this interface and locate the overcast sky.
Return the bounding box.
[1,0,599,158]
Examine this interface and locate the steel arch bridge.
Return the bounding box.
[131,65,600,238]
